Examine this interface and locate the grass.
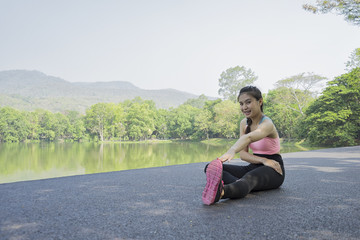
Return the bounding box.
[200,138,237,146]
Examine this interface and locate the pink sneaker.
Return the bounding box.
[202,159,223,205]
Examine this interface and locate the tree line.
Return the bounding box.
[0,66,359,147]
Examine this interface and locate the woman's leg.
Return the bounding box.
[223,165,284,199]
[222,163,261,184]
[222,154,285,199]
[205,162,261,184]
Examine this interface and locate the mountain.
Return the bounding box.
[0,70,211,113]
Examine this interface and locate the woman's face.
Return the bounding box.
[238,93,263,118]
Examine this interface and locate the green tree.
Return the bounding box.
[274,73,326,115]
[112,104,127,141]
[264,88,303,139]
[123,97,156,141]
[104,103,126,141]
[303,0,360,26]
[54,113,71,140]
[183,94,209,109]
[64,111,86,141]
[36,109,58,141]
[23,111,40,140]
[346,48,360,71]
[153,108,169,139]
[218,66,258,102]
[167,104,199,139]
[203,99,222,138]
[85,103,112,141]
[0,107,30,142]
[302,68,360,146]
[212,100,241,138]
[194,109,212,140]
[84,102,126,141]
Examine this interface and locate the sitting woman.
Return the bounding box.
[202,86,285,205]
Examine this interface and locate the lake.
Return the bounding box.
[0,141,322,184]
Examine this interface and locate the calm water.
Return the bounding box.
[0,142,321,184]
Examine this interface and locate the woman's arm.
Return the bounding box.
[218,118,275,162]
[239,150,283,175]
[239,150,269,165]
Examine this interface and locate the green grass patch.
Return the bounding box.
[200,138,237,146]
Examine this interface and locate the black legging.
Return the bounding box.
[206,154,285,199]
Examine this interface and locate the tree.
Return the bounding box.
[194,109,212,140]
[212,100,241,139]
[123,97,156,141]
[265,89,304,139]
[0,107,30,142]
[346,48,360,71]
[103,103,126,141]
[302,67,360,146]
[64,111,86,141]
[153,108,169,139]
[36,110,58,141]
[183,94,209,109]
[85,103,112,141]
[218,66,258,102]
[23,111,39,140]
[167,104,199,139]
[54,113,71,140]
[112,104,126,141]
[303,0,360,26]
[274,72,326,115]
[202,99,222,138]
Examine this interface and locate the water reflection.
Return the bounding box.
[0,142,323,184]
[0,142,227,184]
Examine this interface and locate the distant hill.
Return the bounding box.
[0,70,213,113]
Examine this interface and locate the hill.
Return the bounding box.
[0,70,210,113]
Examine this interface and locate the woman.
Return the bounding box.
[202,86,285,205]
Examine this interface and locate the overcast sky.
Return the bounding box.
[1,0,359,97]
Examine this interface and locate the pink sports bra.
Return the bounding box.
[247,116,280,155]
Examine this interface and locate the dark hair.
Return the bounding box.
[237,86,263,134]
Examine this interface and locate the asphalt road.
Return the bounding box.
[1,146,359,240]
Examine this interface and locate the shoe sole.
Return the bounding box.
[202,159,223,205]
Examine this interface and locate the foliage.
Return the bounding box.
[123,97,156,141]
[301,68,360,146]
[0,107,30,142]
[64,111,86,141]
[1,68,359,148]
[183,94,209,109]
[167,104,199,139]
[265,73,324,139]
[346,48,360,71]
[193,109,212,140]
[153,108,169,140]
[84,103,115,141]
[212,100,241,139]
[36,110,60,141]
[218,66,258,102]
[274,72,326,115]
[303,0,360,26]
[264,89,304,139]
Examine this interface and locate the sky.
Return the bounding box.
[1,0,359,98]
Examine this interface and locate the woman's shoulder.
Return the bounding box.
[260,115,273,124]
[261,116,279,138]
[240,118,248,125]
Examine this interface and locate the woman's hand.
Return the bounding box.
[218,149,236,163]
[263,159,283,176]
